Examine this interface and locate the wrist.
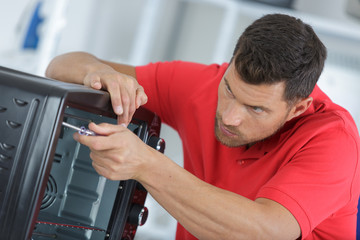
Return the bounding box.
[84,60,104,75]
[136,147,170,190]
[137,148,184,196]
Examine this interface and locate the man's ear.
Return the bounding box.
[286,97,313,121]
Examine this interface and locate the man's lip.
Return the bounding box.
[219,122,237,137]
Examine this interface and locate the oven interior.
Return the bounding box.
[32,106,144,240]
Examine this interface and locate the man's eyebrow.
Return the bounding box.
[224,77,272,113]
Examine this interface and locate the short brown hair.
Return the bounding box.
[232,14,327,104]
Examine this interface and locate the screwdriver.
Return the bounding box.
[62,122,96,136]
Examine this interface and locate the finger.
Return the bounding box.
[90,145,126,181]
[90,79,102,90]
[119,87,130,125]
[117,115,127,126]
[88,122,126,136]
[73,132,93,147]
[72,129,119,151]
[116,96,134,126]
[92,161,122,181]
[117,87,142,125]
[84,73,102,90]
[123,81,139,125]
[135,86,148,109]
[92,160,110,178]
[74,133,115,152]
[126,92,137,126]
[106,82,123,116]
[127,87,137,123]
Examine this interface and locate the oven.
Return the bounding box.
[0,66,165,240]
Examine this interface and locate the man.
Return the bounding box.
[46,14,360,239]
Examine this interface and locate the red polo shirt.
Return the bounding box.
[136,61,360,239]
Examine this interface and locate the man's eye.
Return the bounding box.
[225,85,233,96]
[252,106,264,113]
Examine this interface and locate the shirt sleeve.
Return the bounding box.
[256,114,360,238]
[135,61,226,130]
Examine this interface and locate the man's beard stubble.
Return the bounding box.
[214,111,289,148]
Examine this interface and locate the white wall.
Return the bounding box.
[1,0,360,239]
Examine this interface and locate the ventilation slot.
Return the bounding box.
[13,98,28,107]
[53,153,62,163]
[0,154,10,163]
[0,106,6,113]
[6,120,21,129]
[41,175,57,210]
[0,166,8,174]
[0,142,15,151]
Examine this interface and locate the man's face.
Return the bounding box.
[215,63,292,147]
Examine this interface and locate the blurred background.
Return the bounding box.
[1,0,359,239]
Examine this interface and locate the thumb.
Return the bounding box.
[135,87,148,108]
[88,122,127,136]
[84,73,102,90]
[90,79,102,90]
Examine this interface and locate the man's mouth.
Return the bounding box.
[219,122,238,137]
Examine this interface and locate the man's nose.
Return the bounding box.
[222,104,243,126]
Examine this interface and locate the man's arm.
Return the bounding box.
[45,52,137,83]
[142,154,301,240]
[45,52,147,125]
[75,122,301,240]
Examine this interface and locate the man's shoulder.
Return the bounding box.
[287,105,359,149]
[296,85,358,137]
